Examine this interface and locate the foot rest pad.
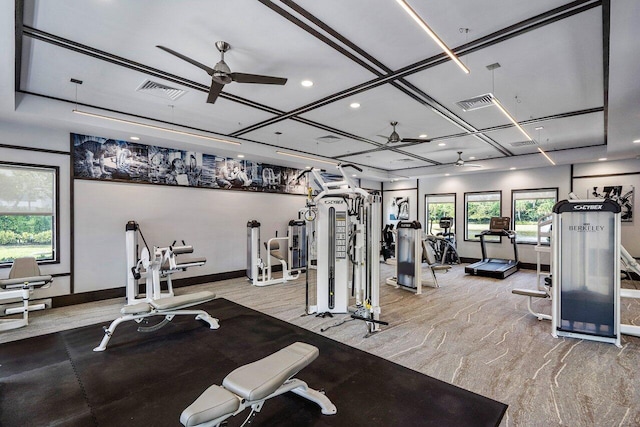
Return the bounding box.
[512,288,548,298]
[180,385,239,427]
[150,291,215,311]
[223,342,319,401]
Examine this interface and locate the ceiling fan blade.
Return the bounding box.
[401,138,431,143]
[230,72,287,85]
[463,163,482,168]
[206,81,225,104]
[157,45,215,75]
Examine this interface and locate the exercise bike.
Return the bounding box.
[426,217,460,265]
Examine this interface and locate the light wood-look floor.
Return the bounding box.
[2,263,639,427]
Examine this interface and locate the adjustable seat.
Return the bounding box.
[181,342,336,427]
[0,257,53,331]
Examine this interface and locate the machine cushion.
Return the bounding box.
[222,342,318,401]
[121,302,152,315]
[0,275,53,289]
[8,257,41,278]
[512,288,548,298]
[161,256,207,271]
[180,385,239,427]
[149,291,215,311]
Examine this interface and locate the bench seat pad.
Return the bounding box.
[150,291,215,311]
[0,275,52,289]
[180,385,239,427]
[223,342,318,401]
[121,302,152,315]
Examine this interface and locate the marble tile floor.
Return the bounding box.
[2,263,640,427]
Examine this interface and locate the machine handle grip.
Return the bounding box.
[340,163,363,172]
[295,169,311,181]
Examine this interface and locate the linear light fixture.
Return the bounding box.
[276,150,338,166]
[395,0,470,74]
[490,98,556,166]
[72,109,241,146]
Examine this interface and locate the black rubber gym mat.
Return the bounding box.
[0,298,507,426]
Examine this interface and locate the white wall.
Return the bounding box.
[572,159,640,255]
[0,121,308,297]
[418,166,572,264]
[74,180,304,292]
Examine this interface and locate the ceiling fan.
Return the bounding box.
[453,151,481,168]
[157,41,288,104]
[378,121,429,144]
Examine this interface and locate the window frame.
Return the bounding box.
[464,190,502,243]
[424,193,456,236]
[510,187,558,245]
[0,161,60,268]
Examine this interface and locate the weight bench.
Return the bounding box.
[180,342,337,427]
[94,290,219,351]
[0,257,53,331]
[512,288,551,320]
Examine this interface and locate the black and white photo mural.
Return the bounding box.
[590,185,634,222]
[71,133,308,195]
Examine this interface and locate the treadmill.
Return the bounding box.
[465,216,519,279]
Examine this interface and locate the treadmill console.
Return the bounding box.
[489,217,511,232]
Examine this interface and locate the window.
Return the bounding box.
[465,191,501,242]
[0,163,57,266]
[425,194,455,236]
[511,188,557,244]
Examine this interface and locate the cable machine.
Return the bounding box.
[301,164,386,334]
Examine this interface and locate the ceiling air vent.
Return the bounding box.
[456,93,495,112]
[136,80,186,101]
[316,135,342,143]
[510,140,538,147]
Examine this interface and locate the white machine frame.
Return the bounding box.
[246,221,303,287]
[94,221,219,351]
[303,164,383,333]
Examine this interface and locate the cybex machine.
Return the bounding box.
[302,164,386,334]
[246,220,306,286]
[551,199,625,346]
[386,221,436,294]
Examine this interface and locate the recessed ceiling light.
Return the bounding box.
[419,134,428,138]
[438,142,446,147]
[633,139,640,143]
[350,102,360,109]
[469,156,476,160]
[305,166,312,169]
[237,154,245,158]
[301,80,313,87]
[352,174,357,177]
[510,167,516,170]
[534,126,544,131]
[445,173,450,176]
[130,136,140,141]
[598,157,607,161]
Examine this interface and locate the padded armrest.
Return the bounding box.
[223,342,318,401]
[0,275,53,289]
